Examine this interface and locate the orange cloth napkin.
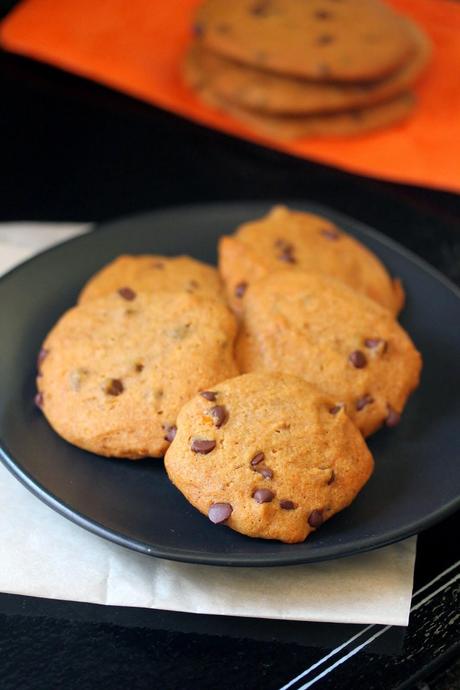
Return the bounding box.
[2,0,459,192]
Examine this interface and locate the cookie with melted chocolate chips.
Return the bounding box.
[218,205,405,316]
[79,254,225,305]
[36,291,238,458]
[165,372,374,543]
[236,270,422,437]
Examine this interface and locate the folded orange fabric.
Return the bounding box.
[2,0,459,192]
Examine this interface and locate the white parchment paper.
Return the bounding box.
[0,224,416,626]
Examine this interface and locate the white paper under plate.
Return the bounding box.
[0,224,416,627]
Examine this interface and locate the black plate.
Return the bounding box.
[0,201,459,566]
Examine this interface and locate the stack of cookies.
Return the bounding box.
[36,206,422,544]
[183,0,431,138]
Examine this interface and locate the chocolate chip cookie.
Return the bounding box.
[164,372,374,543]
[236,270,422,436]
[219,205,404,316]
[194,0,415,82]
[36,291,238,458]
[79,254,224,304]
[185,21,430,115]
[198,84,415,139]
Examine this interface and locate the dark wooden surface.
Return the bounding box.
[0,4,459,686]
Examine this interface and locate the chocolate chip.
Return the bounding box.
[34,392,43,409]
[253,488,274,503]
[277,242,296,263]
[163,424,177,442]
[234,281,248,298]
[209,405,228,428]
[135,362,144,372]
[200,390,217,401]
[349,350,367,368]
[37,347,49,373]
[250,1,271,16]
[356,394,374,411]
[106,379,124,396]
[151,261,165,269]
[256,467,273,479]
[280,499,296,510]
[386,405,401,428]
[251,452,265,466]
[308,509,323,528]
[327,470,336,485]
[208,502,233,524]
[216,22,231,33]
[329,404,344,415]
[118,287,136,301]
[191,439,216,454]
[193,22,204,37]
[317,34,334,45]
[364,338,387,352]
[315,9,332,19]
[320,227,339,240]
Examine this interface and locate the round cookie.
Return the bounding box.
[196,84,415,140]
[219,205,405,316]
[36,291,238,458]
[164,372,374,543]
[184,22,430,115]
[236,271,422,437]
[194,0,415,82]
[79,254,224,304]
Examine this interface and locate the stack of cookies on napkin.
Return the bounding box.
[183,0,431,138]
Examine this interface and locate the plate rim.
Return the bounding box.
[1,438,460,566]
[1,199,459,567]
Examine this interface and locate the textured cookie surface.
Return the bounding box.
[195,0,414,81]
[79,254,224,304]
[36,291,238,458]
[219,205,404,315]
[185,22,430,115]
[165,372,374,543]
[236,271,421,437]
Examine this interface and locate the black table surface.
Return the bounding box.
[0,10,459,688]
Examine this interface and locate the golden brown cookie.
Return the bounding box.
[184,22,430,115]
[164,372,374,543]
[219,205,404,315]
[79,254,224,304]
[194,0,415,82]
[36,291,238,458]
[236,271,422,437]
[196,84,415,139]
